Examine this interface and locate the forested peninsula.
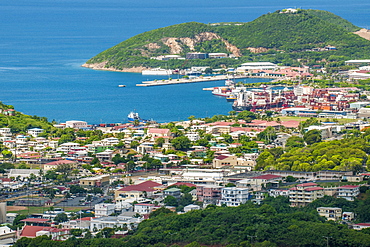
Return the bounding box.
[83,9,370,72]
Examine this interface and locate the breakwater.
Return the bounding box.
[136,75,251,87]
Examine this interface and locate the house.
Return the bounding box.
[289,182,324,207]
[27,128,44,137]
[317,207,342,221]
[337,185,360,201]
[94,203,116,217]
[134,203,156,214]
[184,204,201,212]
[96,149,114,162]
[219,187,249,207]
[163,187,181,199]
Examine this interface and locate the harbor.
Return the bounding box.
[136,75,252,87]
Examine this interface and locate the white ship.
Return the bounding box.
[142,68,173,75]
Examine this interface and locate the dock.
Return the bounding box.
[136,75,251,87]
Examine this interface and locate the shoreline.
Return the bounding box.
[81,62,147,73]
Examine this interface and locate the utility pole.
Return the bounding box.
[247,235,257,244]
[323,236,332,247]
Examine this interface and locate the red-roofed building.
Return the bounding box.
[289,182,324,207]
[337,185,360,201]
[43,159,77,171]
[147,128,171,138]
[114,180,163,199]
[213,155,237,168]
[353,223,370,230]
[20,225,69,240]
[169,182,197,188]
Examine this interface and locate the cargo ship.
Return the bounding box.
[232,90,287,111]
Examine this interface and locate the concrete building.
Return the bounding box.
[213,155,237,168]
[90,216,142,231]
[134,203,156,215]
[219,187,249,207]
[337,185,360,201]
[236,62,278,72]
[79,174,110,188]
[317,207,342,221]
[27,128,44,137]
[94,203,116,218]
[65,120,88,129]
[196,185,222,205]
[186,53,208,60]
[289,182,324,207]
[183,204,201,212]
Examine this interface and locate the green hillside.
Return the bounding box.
[85,9,369,70]
[0,102,54,133]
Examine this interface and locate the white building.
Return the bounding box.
[317,207,342,221]
[65,120,88,129]
[27,128,44,137]
[94,203,116,218]
[236,62,278,72]
[90,216,142,231]
[184,204,201,213]
[337,185,360,201]
[185,132,200,142]
[219,187,249,207]
[134,203,156,215]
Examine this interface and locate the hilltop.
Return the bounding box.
[83,9,369,71]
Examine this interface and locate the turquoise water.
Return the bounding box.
[1,0,369,123]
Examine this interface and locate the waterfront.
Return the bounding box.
[0,0,369,123]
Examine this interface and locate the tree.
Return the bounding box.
[285,136,305,149]
[70,229,82,237]
[303,129,322,145]
[171,136,191,150]
[54,213,68,224]
[164,195,178,207]
[155,137,165,148]
[130,141,140,149]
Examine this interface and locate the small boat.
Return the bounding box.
[226,95,237,102]
[118,85,126,87]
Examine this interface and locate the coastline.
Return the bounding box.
[81,62,147,73]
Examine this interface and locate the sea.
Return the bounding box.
[0,0,369,124]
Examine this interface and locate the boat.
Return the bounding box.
[118,85,126,87]
[226,94,237,102]
[127,112,141,122]
[212,87,232,97]
[142,68,173,75]
[232,90,287,111]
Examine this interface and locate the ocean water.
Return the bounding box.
[0,0,369,123]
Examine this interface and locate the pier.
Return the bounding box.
[136,75,252,87]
